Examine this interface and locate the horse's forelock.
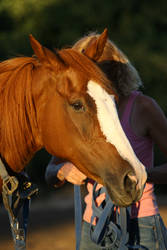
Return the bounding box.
[58,49,114,92]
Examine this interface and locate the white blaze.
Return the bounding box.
[87,80,147,186]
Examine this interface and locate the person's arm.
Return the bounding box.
[147,163,167,184]
[45,156,87,187]
[45,156,66,187]
[141,95,167,184]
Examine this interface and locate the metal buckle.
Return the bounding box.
[2,176,19,195]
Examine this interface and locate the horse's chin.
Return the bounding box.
[106,186,144,208]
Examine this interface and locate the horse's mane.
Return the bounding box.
[0,57,41,171]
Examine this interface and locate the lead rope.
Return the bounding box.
[74,185,82,250]
[0,157,26,249]
[3,193,30,250]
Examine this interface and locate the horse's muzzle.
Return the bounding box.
[105,173,145,207]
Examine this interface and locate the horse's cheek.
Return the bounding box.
[40,96,73,158]
[68,112,94,141]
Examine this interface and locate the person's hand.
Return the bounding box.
[57,162,87,185]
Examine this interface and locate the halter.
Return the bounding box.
[90,182,129,249]
[74,182,130,250]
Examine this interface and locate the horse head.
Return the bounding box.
[29,30,147,207]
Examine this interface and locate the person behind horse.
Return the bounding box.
[45,33,167,249]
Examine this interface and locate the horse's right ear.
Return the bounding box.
[83,28,108,61]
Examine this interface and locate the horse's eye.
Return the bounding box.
[71,101,85,111]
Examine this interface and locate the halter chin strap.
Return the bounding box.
[0,158,38,250]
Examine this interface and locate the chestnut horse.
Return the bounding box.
[0,30,146,207]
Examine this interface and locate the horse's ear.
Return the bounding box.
[29,35,67,69]
[84,28,108,61]
[29,35,46,62]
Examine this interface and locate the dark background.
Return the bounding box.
[0,0,167,193]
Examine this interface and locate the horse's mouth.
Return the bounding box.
[106,185,144,207]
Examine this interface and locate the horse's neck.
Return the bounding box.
[0,75,44,173]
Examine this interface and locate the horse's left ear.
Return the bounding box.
[83,28,108,61]
[29,35,46,62]
[29,35,67,69]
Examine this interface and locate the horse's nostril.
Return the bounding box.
[127,173,138,184]
[124,173,138,197]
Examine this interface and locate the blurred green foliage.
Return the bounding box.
[0,0,167,186]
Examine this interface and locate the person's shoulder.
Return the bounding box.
[134,92,166,133]
[136,93,159,114]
